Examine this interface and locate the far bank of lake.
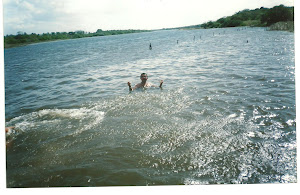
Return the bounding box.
[4,23,294,49]
[4,29,150,49]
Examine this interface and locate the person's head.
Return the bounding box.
[140,73,148,81]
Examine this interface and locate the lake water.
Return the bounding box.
[5,27,296,187]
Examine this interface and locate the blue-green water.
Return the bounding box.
[5,27,296,187]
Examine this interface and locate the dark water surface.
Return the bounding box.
[5,27,296,187]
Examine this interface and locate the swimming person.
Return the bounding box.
[149,43,152,50]
[127,73,163,91]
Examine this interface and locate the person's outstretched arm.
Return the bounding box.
[128,82,133,91]
[159,80,163,88]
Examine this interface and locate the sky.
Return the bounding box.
[1,0,294,35]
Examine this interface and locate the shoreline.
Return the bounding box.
[4,24,293,49]
[4,30,150,49]
[4,39,64,49]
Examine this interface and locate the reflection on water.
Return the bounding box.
[5,27,296,187]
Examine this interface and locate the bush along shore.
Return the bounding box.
[268,21,294,32]
[4,29,150,48]
[170,5,294,32]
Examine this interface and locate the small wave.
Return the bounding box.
[281,174,297,183]
[23,85,39,90]
[56,80,73,85]
[286,119,295,126]
[37,108,103,119]
[6,107,105,134]
[63,57,88,67]
[227,73,244,79]
[84,78,97,82]
[279,141,297,149]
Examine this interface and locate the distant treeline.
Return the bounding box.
[4,5,294,48]
[4,29,149,48]
[174,5,294,31]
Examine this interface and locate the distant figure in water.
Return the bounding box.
[177,40,179,44]
[247,40,249,43]
[149,43,152,50]
[127,73,163,91]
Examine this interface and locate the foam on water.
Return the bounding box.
[6,107,105,138]
[6,84,296,186]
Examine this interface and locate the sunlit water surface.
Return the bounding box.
[5,28,296,187]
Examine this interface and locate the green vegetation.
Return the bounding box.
[4,5,294,48]
[4,29,149,48]
[173,5,293,31]
[201,5,293,30]
[268,21,294,32]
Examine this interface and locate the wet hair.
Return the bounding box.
[140,73,148,77]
